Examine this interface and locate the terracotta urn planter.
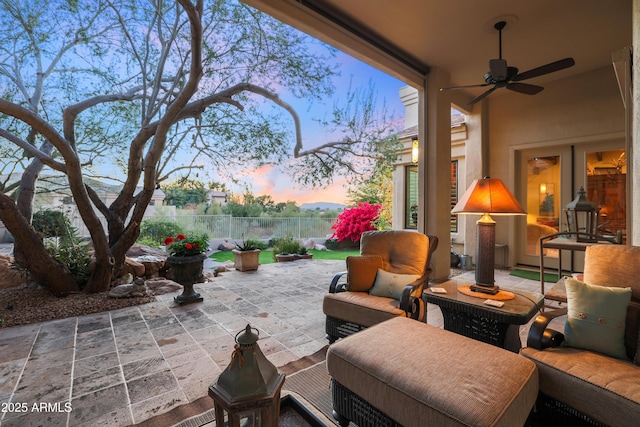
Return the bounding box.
[167,253,206,304]
[232,249,261,271]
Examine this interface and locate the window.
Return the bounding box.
[405,161,458,231]
[405,165,418,229]
[586,149,626,236]
[450,161,458,232]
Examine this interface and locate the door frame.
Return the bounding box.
[510,132,625,270]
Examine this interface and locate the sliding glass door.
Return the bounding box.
[516,139,626,270]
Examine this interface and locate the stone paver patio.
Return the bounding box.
[0,258,542,426]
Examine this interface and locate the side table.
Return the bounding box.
[424,279,544,352]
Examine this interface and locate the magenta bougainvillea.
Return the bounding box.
[331,202,382,242]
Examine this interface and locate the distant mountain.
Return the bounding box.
[300,202,345,211]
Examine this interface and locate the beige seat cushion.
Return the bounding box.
[323,292,405,327]
[327,317,538,427]
[520,346,640,425]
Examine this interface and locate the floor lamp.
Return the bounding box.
[452,177,526,294]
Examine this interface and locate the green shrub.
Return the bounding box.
[44,229,91,289]
[136,237,160,248]
[235,238,266,251]
[139,219,184,245]
[32,209,72,238]
[271,236,301,260]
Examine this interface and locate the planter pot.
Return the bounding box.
[450,252,460,268]
[294,254,313,260]
[275,253,296,262]
[232,249,260,271]
[167,253,206,305]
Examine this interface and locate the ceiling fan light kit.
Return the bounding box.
[441,21,575,106]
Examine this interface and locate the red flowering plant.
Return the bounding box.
[331,202,382,242]
[164,233,208,256]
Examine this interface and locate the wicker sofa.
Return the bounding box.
[322,230,438,343]
[521,244,640,426]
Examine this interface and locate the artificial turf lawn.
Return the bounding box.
[209,249,359,265]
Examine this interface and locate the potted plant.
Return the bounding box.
[272,236,301,262]
[164,233,208,304]
[295,246,313,260]
[232,238,262,271]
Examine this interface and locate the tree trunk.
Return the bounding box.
[13,144,51,267]
[0,194,78,295]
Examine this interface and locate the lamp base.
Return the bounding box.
[470,284,500,295]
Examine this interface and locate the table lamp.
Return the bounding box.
[452,177,526,294]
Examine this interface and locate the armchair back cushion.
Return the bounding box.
[360,230,430,277]
[583,245,640,361]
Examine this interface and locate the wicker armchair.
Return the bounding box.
[323,230,438,343]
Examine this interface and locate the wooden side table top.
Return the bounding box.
[424,279,544,325]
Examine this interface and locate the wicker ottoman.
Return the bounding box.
[326,317,538,427]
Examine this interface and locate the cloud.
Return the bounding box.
[234,165,348,204]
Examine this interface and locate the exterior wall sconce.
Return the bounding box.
[411,137,419,164]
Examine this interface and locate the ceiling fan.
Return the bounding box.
[441,21,575,106]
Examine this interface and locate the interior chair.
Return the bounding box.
[323,230,438,343]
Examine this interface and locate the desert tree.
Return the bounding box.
[0,0,399,295]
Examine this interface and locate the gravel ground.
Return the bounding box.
[0,282,156,329]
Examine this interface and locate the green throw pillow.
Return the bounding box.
[369,269,420,300]
[563,277,631,359]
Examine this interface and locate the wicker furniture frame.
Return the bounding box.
[424,279,543,352]
[331,379,401,427]
[522,244,640,426]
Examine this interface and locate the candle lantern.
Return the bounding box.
[209,324,285,427]
[564,186,600,242]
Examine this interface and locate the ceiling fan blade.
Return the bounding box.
[512,57,575,82]
[467,86,497,106]
[506,82,544,95]
[440,83,491,91]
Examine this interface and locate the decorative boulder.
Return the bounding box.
[121,257,146,277]
[217,240,236,251]
[108,277,148,298]
[0,254,27,289]
[133,255,166,278]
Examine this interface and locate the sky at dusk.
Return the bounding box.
[233,51,408,206]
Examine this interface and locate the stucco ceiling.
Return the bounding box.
[243,0,632,100]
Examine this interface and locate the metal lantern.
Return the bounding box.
[209,324,285,427]
[564,186,600,242]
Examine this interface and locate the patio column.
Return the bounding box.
[631,0,640,245]
[419,66,451,282]
[456,102,487,269]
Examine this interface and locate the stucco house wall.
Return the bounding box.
[485,65,626,264]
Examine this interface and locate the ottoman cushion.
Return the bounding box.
[327,317,538,427]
